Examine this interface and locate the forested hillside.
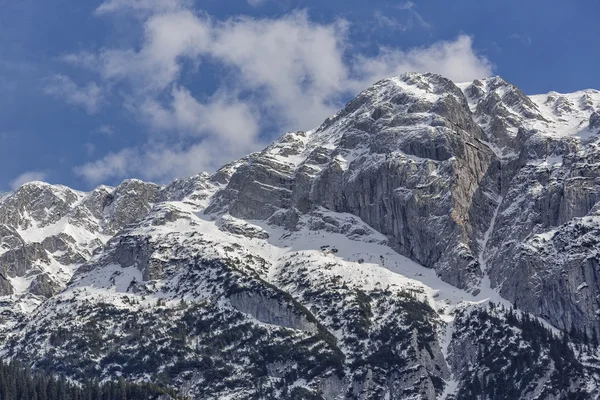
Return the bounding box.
[0,360,180,400]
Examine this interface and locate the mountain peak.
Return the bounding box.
[2,72,600,399]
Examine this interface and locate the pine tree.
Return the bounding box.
[592,327,599,348]
[0,359,183,400]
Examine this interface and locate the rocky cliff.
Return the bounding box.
[1,72,600,399]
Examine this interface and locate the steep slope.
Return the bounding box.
[1,72,600,399]
[207,73,501,292]
[0,176,217,332]
[462,78,600,335]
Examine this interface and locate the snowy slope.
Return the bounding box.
[1,72,600,399]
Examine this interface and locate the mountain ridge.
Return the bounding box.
[1,72,600,399]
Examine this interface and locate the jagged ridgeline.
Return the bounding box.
[1,72,600,399]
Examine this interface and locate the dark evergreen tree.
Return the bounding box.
[0,359,185,400]
[592,327,599,348]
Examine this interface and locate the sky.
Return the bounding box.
[1,0,600,191]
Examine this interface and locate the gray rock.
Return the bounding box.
[590,111,600,131]
[228,290,318,332]
[28,273,62,298]
[209,73,500,290]
[0,243,49,278]
[0,272,12,296]
[2,71,600,399]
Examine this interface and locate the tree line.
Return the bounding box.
[0,359,183,400]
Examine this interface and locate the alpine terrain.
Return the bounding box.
[1,72,600,399]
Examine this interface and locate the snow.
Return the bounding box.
[4,73,600,396]
[474,192,504,307]
[44,197,514,337]
[458,77,600,141]
[577,282,589,291]
[440,376,459,400]
[8,276,34,294]
[16,214,107,245]
[527,90,600,139]
[439,318,459,400]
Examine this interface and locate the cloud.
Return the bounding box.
[44,74,104,114]
[510,33,532,47]
[95,0,190,15]
[10,171,47,190]
[398,1,415,10]
[75,141,250,184]
[77,88,264,184]
[373,11,407,32]
[353,35,492,85]
[208,12,350,130]
[247,0,269,6]
[64,11,212,92]
[95,125,115,135]
[70,3,493,185]
[397,1,431,30]
[137,87,260,145]
[84,143,96,156]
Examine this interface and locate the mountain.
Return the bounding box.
[1,72,600,399]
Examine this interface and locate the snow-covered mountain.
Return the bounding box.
[1,72,600,399]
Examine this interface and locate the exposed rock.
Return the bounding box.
[0,273,12,296]
[2,72,600,399]
[28,273,62,298]
[590,111,600,131]
[228,290,318,332]
[0,243,49,278]
[219,219,269,239]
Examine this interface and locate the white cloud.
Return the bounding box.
[95,0,190,15]
[10,171,47,190]
[398,1,415,10]
[71,3,493,185]
[373,11,407,32]
[208,12,350,130]
[510,33,532,47]
[75,148,132,184]
[75,140,253,184]
[84,143,96,156]
[397,1,431,30]
[78,88,263,184]
[247,0,270,7]
[95,125,115,135]
[64,11,212,93]
[44,74,104,114]
[353,35,492,86]
[138,87,260,145]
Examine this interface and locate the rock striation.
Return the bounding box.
[1,73,600,399]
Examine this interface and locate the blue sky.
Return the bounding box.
[1,0,599,191]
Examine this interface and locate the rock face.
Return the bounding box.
[1,73,600,399]
[208,73,500,291]
[0,177,204,329]
[208,73,600,337]
[228,291,319,332]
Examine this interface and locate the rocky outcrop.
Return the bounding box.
[483,135,600,334]
[0,226,24,252]
[0,182,81,230]
[0,272,12,296]
[209,73,501,290]
[0,243,50,278]
[28,273,62,298]
[100,179,161,234]
[229,290,318,332]
[590,111,600,131]
[2,72,600,399]
[0,177,165,308]
[219,218,269,239]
